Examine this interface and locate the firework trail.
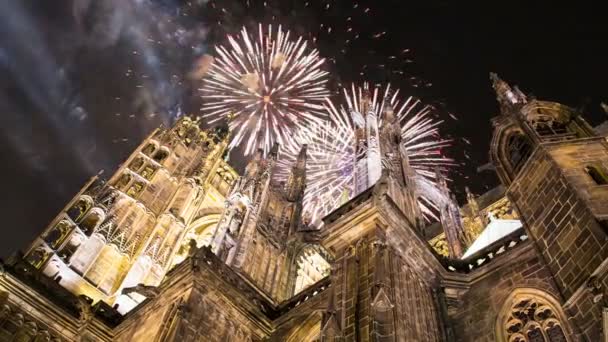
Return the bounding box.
[276,83,453,223]
[200,24,330,155]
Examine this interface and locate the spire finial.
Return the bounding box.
[489,72,526,113]
[296,144,307,168]
[382,91,396,124]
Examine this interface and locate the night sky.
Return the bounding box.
[1,0,606,256]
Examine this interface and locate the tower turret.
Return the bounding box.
[488,74,608,339]
[23,116,233,314]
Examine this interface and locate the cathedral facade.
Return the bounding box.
[1,75,607,341]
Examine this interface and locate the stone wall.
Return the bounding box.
[329,229,443,341]
[546,139,608,219]
[507,147,608,339]
[448,244,565,342]
[390,251,443,341]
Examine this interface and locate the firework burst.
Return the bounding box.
[276,120,354,224]
[200,24,330,155]
[276,83,453,223]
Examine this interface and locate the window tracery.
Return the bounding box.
[293,245,330,295]
[498,290,570,342]
[506,133,532,176]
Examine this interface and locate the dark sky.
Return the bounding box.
[0,0,606,256]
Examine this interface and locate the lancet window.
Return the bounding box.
[506,133,533,175]
[293,245,330,295]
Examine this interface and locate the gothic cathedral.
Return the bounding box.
[1,75,607,341]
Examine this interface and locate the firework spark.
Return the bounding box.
[200,24,330,155]
[276,120,354,224]
[276,83,453,223]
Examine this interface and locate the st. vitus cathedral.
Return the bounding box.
[1,74,608,341]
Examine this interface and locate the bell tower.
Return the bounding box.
[489,73,608,340]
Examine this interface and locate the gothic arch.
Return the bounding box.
[490,121,534,185]
[66,195,94,222]
[169,208,224,267]
[142,140,159,156]
[189,208,224,245]
[80,207,106,235]
[291,244,331,295]
[152,146,170,163]
[495,288,573,342]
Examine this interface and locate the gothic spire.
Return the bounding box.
[381,92,397,125]
[361,84,372,114]
[295,144,307,169]
[285,145,307,202]
[489,72,526,114]
[435,167,449,195]
[465,186,480,215]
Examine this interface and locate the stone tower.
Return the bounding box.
[209,142,330,302]
[489,73,608,340]
[22,117,234,314]
[318,99,445,341]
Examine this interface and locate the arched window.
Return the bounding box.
[293,245,331,295]
[126,181,145,198]
[142,142,157,156]
[116,173,132,190]
[153,148,170,163]
[128,157,145,172]
[43,220,73,249]
[66,197,93,222]
[506,133,533,175]
[79,208,105,235]
[533,119,569,137]
[496,289,572,342]
[584,165,608,185]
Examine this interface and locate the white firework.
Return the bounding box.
[276,83,453,223]
[200,24,330,155]
[276,120,354,224]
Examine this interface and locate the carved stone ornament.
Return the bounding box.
[587,275,607,306]
[121,283,160,299]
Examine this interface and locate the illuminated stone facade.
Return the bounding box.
[0,74,607,341]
